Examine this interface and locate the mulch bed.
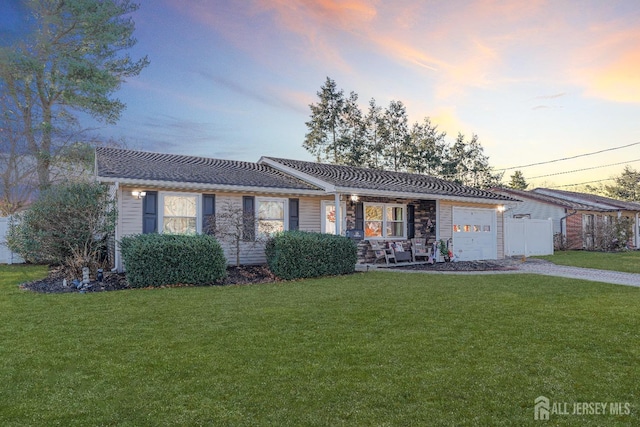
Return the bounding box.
[20,265,279,294]
[391,260,520,271]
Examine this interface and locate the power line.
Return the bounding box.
[528,158,640,179]
[497,141,640,171]
[549,178,615,188]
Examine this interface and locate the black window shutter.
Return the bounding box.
[289,198,299,231]
[242,196,255,241]
[202,194,215,234]
[407,204,415,239]
[355,202,364,230]
[142,191,158,234]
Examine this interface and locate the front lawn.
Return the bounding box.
[536,250,640,274]
[1,265,639,426]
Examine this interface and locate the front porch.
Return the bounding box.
[333,196,438,265]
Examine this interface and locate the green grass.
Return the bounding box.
[1,265,639,426]
[536,250,640,274]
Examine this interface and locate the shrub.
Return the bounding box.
[7,181,116,278]
[120,233,227,287]
[265,231,357,280]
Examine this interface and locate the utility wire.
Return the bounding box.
[528,158,640,179]
[496,141,640,171]
[549,178,615,188]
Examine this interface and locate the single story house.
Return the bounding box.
[491,187,640,250]
[96,147,517,270]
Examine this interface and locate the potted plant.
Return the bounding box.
[438,239,450,262]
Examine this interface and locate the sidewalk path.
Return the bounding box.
[377,259,640,287]
[516,260,640,287]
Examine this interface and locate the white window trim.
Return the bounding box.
[364,202,407,239]
[256,197,289,236]
[158,192,202,235]
[321,200,347,234]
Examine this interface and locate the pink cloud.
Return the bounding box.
[571,25,640,103]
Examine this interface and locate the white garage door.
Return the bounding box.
[452,207,497,261]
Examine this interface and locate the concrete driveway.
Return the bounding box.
[382,258,640,287]
[515,259,640,287]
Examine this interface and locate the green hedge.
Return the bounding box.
[265,231,357,280]
[120,234,227,287]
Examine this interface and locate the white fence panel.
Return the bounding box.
[505,218,554,257]
[0,217,24,264]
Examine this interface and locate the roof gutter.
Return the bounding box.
[332,186,516,206]
[95,176,327,197]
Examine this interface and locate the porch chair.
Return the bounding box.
[411,238,430,263]
[390,241,412,263]
[369,241,395,264]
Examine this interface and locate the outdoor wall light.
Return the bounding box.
[350,195,360,203]
[132,190,146,199]
[497,205,506,212]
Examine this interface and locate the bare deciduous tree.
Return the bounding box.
[211,199,277,267]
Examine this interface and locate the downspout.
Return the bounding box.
[560,209,578,248]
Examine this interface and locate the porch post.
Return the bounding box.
[334,193,342,235]
[636,213,639,249]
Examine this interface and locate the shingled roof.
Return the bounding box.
[492,187,640,212]
[260,157,516,202]
[492,187,609,211]
[533,188,640,211]
[95,147,323,192]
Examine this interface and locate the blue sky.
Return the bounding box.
[3,0,640,188]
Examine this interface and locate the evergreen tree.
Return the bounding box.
[508,170,529,190]
[405,118,447,175]
[303,77,345,163]
[442,133,502,188]
[302,78,501,187]
[382,100,409,172]
[338,91,367,166]
[363,98,385,169]
[0,0,148,191]
[604,166,640,201]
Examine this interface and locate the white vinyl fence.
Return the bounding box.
[505,218,554,257]
[0,217,24,264]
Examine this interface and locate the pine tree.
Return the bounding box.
[303,77,345,163]
[508,170,529,190]
[338,91,367,166]
[364,98,385,169]
[381,100,409,172]
[405,118,447,175]
[604,166,640,201]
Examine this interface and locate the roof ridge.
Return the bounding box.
[98,146,270,169]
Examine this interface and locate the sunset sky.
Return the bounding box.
[3,0,640,188]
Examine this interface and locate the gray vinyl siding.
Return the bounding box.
[120,188,144,237]
[115,188,327,269]
[299,197,322,232]
[505,199,565,234]
[215,194,265,266]
[439,202,453,242]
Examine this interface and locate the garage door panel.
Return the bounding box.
[452,207,497,261]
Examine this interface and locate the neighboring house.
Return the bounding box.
[492,187,640,250]
[95,147,517,270]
